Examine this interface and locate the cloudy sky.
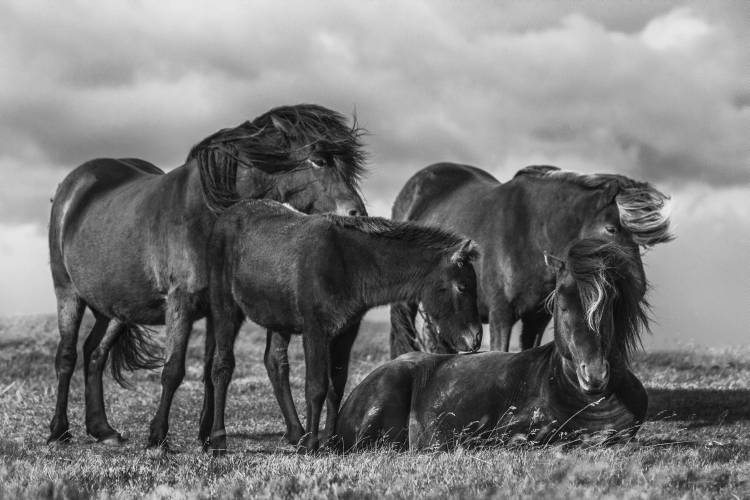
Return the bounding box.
[0,1,747,347]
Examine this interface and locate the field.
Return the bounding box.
[1,314,748,499]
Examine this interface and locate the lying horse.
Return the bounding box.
[203,199,482,453]
[336,238,649,450]
[390,163,672,354]
[48,104,367,450]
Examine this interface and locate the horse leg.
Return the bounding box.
[208,309,243,455]
[147,291,194,451]
[299,331,330,453]
[198,314,215,448]
[48,287,85,444]
[264,329,304,444]
[322,319,360,442]
[85,319,127,444]
[390,302,418,359]
[520,311,550,350]
[489,302,516,352]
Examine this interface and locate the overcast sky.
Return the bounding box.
[0,1,747,347]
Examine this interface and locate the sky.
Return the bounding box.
[0,0,747,347]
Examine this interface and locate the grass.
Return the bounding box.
[1,314,749,499]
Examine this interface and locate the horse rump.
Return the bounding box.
[109,324,164,388]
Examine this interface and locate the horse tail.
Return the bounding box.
[109,324,163,388]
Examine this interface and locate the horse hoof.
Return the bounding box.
[295,436,319,455]
[100,434,126,447]
[47,430,72,446]
[284,430,303,446]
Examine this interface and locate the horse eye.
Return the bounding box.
[604,225,618,234]
[454,283,467,294]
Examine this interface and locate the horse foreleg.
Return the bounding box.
[322,319,360,443]
[489,303,516,352]
[520,311,550,350]
[264,329,304,444]
[390,302,418,359]
[299,331,330,453]
[208,308,243,456]
[198,314,215,448]
[147,292,194,452]
[48,287,85,444]
[85,319,127,444]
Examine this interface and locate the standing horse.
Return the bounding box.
[203,199,482,454]
[48,104,367,450]
[336,238,649,451]
[390,163,672,355]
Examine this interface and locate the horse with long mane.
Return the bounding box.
[203,199,482,454]
[48,104,367,450]
[335,238,650,451]
[390,162,672,355]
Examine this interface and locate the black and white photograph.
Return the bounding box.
[0,1,748,498]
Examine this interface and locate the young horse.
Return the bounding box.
[203,199,482,454]
[336,238,649,450]
[48,104,367,450]
[390,163,672,355]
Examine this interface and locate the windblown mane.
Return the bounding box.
[325,214,479,262]
[188,104,367,213]
[563,238,650,362]
[515,165,674,247]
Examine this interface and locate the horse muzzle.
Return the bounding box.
[456,324,483,353]
[576,360,610,394]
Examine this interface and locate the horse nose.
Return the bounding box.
[579,360,609,392]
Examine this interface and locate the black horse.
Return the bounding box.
[203,199,482,454]
[336,238,649,451]
[47,104,367,450]
[390,163,672,355]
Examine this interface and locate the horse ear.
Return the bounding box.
[451,239,479,266]
[543,251,565,274]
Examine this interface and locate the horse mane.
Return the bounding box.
[188,104,367,213]
[514,165,674,248]
[324,214,479,263]
[564,238,650,362]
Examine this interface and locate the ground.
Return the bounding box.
[0,314,748,499]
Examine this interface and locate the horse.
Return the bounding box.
[202,199,482,454]
[389,163,672,355]
[47,104,367,451]
[335,238,650,451]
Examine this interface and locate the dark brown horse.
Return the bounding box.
[336,238,650,451]
[47,104,367,450]
[390,163,672,355]
[203,199,482,454]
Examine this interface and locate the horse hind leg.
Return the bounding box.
[48,286,85,444]
[84,317,127,444]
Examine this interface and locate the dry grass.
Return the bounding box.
[1,314,748,499]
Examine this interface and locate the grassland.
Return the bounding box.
[1,314,748,499]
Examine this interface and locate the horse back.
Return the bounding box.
[392,162,500,224]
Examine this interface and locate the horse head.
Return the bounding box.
[420,239,483,353]
[190,104,367,216]
[545,238,649,395]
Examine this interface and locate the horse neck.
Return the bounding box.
[164,159,217,219]
[341,230,444,308]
